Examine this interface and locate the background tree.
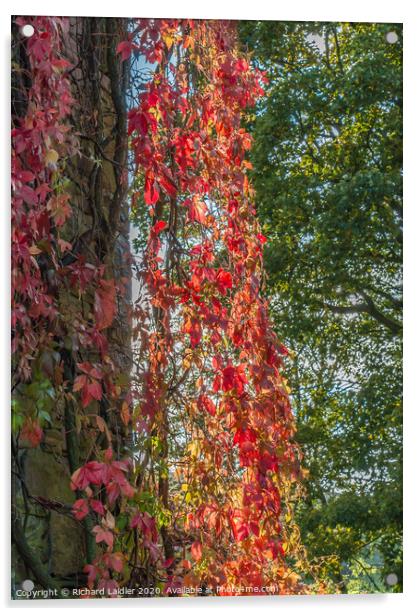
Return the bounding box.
[239,20,403,592]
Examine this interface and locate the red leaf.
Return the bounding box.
[116,40,133,61]
[230,515,249,542]
[73,374,88,393]
[187,197,208,225]
[81,386,91,408]
[18,170,35,182]
[249,520,260,537]
[198,394,216,416]
[77,362,93,375]
[88,380,102,401]
[93,525,114,548]
[158,173,177,198]
[212,374,222,393]
[144,172,159,205]
[184,316,201,348]
[94,279,116,330]
[152,220,167,234]
[221,364,247,394]
[70,461,105,491]
[121,401,130,426]
[90,499,105,516]
[72,498,89,521]
[191,540,202,561]
[233,427,257,446]
[108,552,124,572]
[216,269,233,295]
[20,418,43,448]
[20,185,37,205]
[47,194,72,226]
[84,563,99,587]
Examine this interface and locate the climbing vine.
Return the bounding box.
[12,16,77,434]
[12,16,132,588]
[120,18,320,595]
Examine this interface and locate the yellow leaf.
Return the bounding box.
[105,510,115,529]
[45,149,59,165]
[28,245,42,255]
[121,401,130,426]
[162,32,174,49]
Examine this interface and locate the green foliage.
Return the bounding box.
[12,370,55,433]
[239,21,402,592]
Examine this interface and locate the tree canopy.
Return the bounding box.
[239,20,403,592]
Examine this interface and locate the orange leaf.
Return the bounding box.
[94,279,116,330]
[121,401,130,426]
[191,540,202,561]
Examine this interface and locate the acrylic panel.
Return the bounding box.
[11,15,403,600]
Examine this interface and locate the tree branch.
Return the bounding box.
[322,293,402,336]
[12,517,61,591]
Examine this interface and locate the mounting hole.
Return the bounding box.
[385,573,398,586]
[21,24,35,38]
[386,31,398,44]
[22,579,34,592]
